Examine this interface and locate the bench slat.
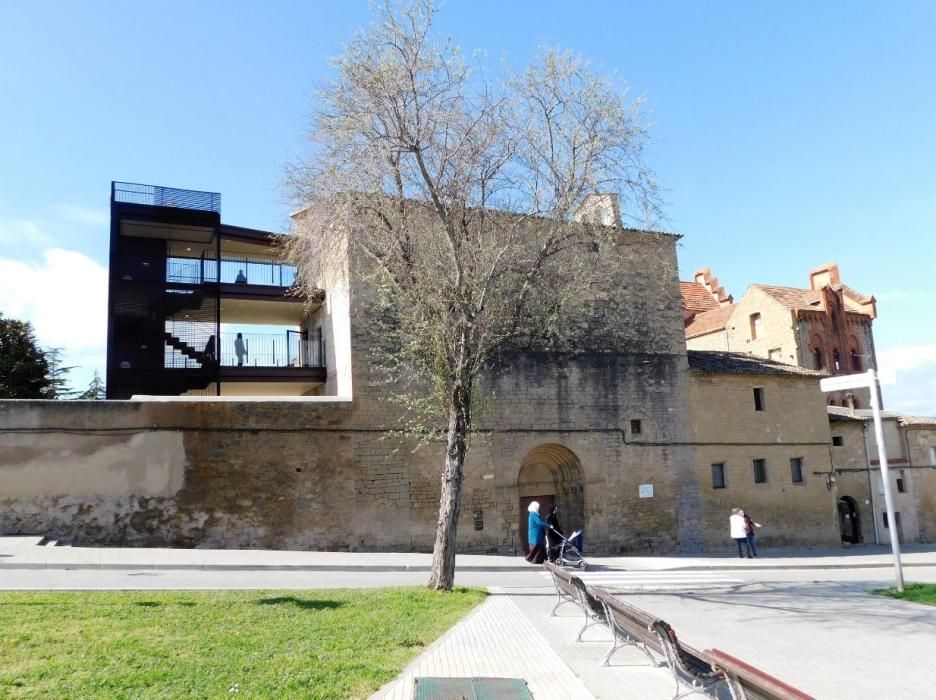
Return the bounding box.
[707,649,816,700]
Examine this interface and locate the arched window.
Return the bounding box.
[833,349,842,371]
[850,348,862,371]
[814,347,824,370]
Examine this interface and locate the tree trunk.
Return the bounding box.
[427,376,472,590]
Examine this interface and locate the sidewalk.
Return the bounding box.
[2,536,935,572]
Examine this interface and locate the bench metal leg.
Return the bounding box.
[723,675,747,700]
[549,595,575,617]
[575,616,604,642]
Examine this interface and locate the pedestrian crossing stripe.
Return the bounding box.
[538,570,745,590]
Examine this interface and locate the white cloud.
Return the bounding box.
[878,344,936,416]
[0,248,107,354]
[877,344,936,376]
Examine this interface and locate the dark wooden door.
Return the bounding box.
[518,494,555,554]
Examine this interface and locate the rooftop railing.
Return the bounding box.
[113,181,221,213]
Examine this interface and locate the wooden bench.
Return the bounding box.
[543,561,607,641]
[705,649,816,700]
[592,587,726,699]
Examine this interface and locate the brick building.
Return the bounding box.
[683,263,878,407]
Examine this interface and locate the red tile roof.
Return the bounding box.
[685,305,735,339]
[680,281,720,314]
[752,284,822,310]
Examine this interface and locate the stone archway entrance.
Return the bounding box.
[517,444,585,553]
[837,496,861,544]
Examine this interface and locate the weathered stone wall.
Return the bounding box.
[828,419,876,544]
[688,372,840,550]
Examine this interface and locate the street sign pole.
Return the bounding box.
[820,369,904,592]
[867,369,905,592]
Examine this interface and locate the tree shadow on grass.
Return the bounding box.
[257,596,345,611]
[133,601,197,608]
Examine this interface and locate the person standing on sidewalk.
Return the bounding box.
[525,501,548,564]
[729,508,752,558]
[741,509,762,558]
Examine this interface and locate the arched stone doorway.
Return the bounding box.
[837,496,861,544]
[517,444,585,553]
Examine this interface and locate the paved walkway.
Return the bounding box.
[3,536,936,572]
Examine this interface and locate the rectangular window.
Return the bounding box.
[712,463,726,489]
[630,419,642,435]
[790,457,804,484]
[897,472,906,493]
[832,435,844,447]
[750,313,761,340]
[883,512,902,532]
[753,388,765,411]
[753,458,767,484]
[930,446,936,466]
[768,347,782,361]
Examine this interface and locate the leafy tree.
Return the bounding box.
[287,0,659,589]
[0,313,51,399]
[77,371,106,400]
[42,347,79,399]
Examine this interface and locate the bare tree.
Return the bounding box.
[287,0,660,590]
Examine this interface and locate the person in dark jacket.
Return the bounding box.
[525,501,548,564]
[545,504,563,561]
[741,509,762,558]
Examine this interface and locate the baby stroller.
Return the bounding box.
[548,528,587,570]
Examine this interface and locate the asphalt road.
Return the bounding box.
[2,564,933,590]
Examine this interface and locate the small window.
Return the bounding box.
[749,313,761,340]
[790,457,804,484]
[768,347,782,361]
[630,419,642,435]
[931,446,936,466]
[712,463,726,489]
[814,347,824,370]
[753,458,767,484]
[753,388,765,411]
[897,472,906,493]
[833,349,841,371]
[832,435,844,447]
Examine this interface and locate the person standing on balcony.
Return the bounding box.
[234,333,248,366]
[235,269,247,284]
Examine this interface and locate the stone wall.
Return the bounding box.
[688,372,840,550]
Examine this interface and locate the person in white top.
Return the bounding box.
[729,508,752,558]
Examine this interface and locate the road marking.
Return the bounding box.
[540,569,745,591]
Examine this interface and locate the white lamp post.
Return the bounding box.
[821,369,904,592]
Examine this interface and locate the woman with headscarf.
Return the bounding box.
[525,501,548,564]
[545,504,564,561]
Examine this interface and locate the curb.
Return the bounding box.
[0,562,540,573]
[0,561,933,572]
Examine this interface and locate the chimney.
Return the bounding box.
[574,193,621,227]
[808,262,841,291]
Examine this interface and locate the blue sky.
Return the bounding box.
[1,1,933,412]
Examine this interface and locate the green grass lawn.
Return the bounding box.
[0,587,486,699]
[875,583,936,606]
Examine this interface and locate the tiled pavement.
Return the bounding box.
[371,585,706,700]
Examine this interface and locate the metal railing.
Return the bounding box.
[113,181,221,213]
[166,254,296,287]
[220,332,325,368]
